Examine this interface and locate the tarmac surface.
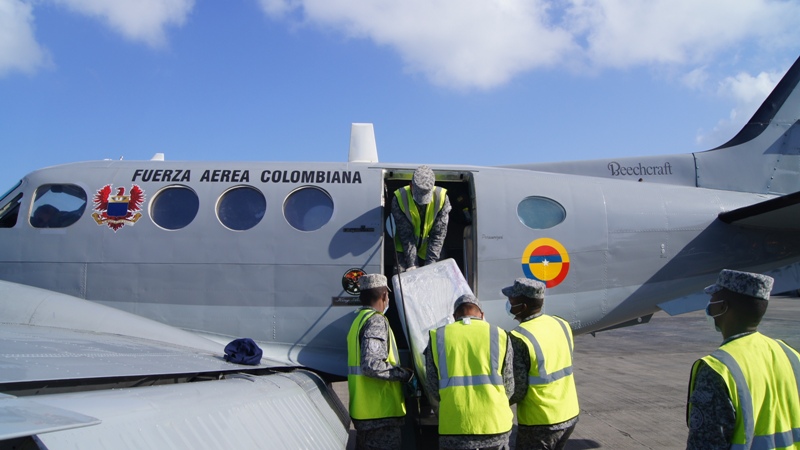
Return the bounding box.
[333,295,800,449]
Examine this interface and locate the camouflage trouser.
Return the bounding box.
[355,424,402,450]
[515,422,576,450]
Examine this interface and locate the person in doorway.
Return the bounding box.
[391,165,451,271]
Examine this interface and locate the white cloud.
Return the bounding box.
[695,69,784,147]
[52,0,194,47]
[261,0,578,89]
[0,0,49,76]
[260,0,800,89]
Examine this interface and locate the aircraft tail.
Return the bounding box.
[694,55,800,195]
[503,55,800,195]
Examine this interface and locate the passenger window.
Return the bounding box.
[217,186,266,231]
[30,184,87,228]
[151,186,199,230]
[0,193,22,228]
[283,186,333,231]
[517,196,566,229]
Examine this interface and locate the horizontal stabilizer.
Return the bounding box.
[718,190,800,230]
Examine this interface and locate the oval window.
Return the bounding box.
[30,184,87,228]
[151,186,199,230]
[517,196,566,229]
[217,186,266,231]
[284,186,333,231]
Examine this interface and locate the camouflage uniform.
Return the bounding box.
[352,308,412,450]
[423,315,515,450]
[685,336,739,450]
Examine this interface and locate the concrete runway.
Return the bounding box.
[334,296,800,449]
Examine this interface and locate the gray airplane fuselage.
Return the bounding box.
[2,158,798,376]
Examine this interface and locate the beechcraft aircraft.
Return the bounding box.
[1,55,800,448]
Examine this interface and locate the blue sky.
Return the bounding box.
[1,0,799,186]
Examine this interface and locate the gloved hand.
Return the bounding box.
[404,370,419,397]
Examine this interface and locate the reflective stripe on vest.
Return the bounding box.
[346,309,406,420]
[511,315,580,426]
[430,319,513,435]
[393,186,446,260]
[696,333,800,450]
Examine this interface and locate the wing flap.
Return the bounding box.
[0,394,100,441]
[718,190,800,230]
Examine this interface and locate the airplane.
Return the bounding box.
[1,54,800,447]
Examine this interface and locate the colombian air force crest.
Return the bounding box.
[92,185,145,232]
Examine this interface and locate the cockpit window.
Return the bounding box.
[0,181,21,204]
[217,186,266,231]
[30,184,87,228]
[0,192,23,228]
[150,185,199,230]
[517,196,566,229]
[283,186,333,231]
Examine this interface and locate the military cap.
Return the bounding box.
[411,165,435,205]
[453,293,481,312]
[501,278,546,300]
[704,269,773,301]
[358,273,391,292]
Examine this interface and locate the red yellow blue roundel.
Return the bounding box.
[521,238,570,288]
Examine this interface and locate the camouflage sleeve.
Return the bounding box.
[424,341,440,402]
[424,195,451,265]
[360,314,410,382]
[391,196,417,269]
[502,333,515,399]
[509,333,530,405]
[686,361,735,450]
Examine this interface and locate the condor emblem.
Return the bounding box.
[342,268,367,295]
[92,184,145,232]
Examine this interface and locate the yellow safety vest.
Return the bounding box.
[688,332,800,449]
[347,308,406,420]
[511,315,579,426]
[430,318,513,436]
[393,185,447,260]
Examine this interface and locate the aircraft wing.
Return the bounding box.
[0,281,351,448]
[718,190,800,230]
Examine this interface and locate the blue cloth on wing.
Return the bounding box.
[224,338,263,365]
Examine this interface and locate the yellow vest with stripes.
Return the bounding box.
[430,318,513,435]
[511,315,579,425]
[688,332,800,449]
[393,185,447,260]
[347,308,406,420]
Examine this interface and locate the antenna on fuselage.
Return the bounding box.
[348,123,378,163]
[151,153,165,161]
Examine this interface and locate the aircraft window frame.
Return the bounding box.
[516,196,566,230]
[150,185,200,231]
[216,185,267,231]
[283,186,334,232]
[29,184,87,229]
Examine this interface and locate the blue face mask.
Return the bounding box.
[705,300,726,332]
[506,300,522,319]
